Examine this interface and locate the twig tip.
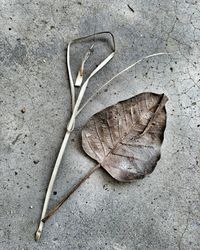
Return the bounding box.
[35,230,41,241]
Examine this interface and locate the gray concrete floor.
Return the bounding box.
[1,0,200,249]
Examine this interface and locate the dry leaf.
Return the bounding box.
[82,92,168,182]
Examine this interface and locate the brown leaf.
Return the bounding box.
[82,92,168,182]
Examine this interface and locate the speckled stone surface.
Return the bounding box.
[0,0,200,249]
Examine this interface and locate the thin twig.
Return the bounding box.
[35,130,72,241]
[75,44,94,87]
[77,52,170,115]
[35,31,115,241]
[67,31,116,108]
[67,41,75,109]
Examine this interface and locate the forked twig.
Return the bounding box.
[35,31,115,241]
[78,52,170,114]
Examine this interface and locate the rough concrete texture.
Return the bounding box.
[0,0,200,249]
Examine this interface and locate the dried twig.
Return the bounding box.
[75,44,94,87]
[35,31,115,241]
[78,52,169,114]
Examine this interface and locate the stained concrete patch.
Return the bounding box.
[0,0,200,249]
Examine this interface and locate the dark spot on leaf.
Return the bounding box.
[33,160,39,164]
[15,171,18,175]
[170,67,173,72]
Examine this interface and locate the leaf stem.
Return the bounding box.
[42,164,101,223]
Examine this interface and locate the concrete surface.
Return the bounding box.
[0,0,200,249]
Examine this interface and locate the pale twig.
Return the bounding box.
[35,31,115,241]
[77,52,170,114]
[67,41,75,109]
[75,44,94,87]
[67,32,115,108]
